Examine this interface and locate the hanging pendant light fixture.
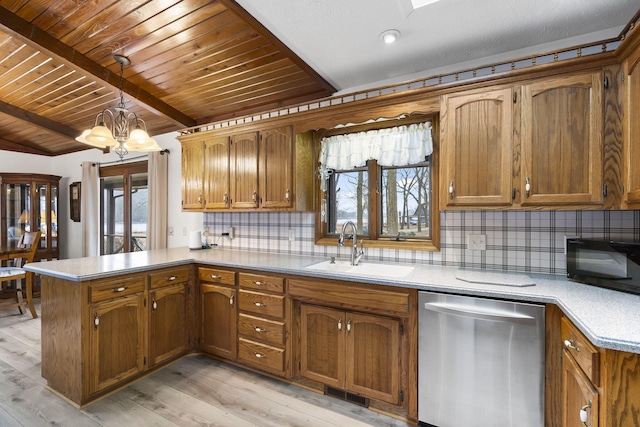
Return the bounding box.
[76,55,161,160]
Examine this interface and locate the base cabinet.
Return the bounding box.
[87,275,148,396]
[199,267,237,360]
[149,270,190,367]
[562,349,599,427]
[300,304,400,404]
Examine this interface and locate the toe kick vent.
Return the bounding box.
[324,386,369,407]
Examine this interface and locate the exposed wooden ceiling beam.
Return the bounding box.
[0,100,79,139]
[0,135,52,156]
[0,5,198,129]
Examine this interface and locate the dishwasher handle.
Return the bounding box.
[423,301,537,324]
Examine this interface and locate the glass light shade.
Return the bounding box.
[85,125,117,147]
[126,127,154,149]
[133,137,162,152]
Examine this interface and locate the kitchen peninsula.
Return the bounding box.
[26,247,640,425]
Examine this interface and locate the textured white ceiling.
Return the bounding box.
[236,0,638,93]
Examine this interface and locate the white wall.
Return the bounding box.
[1,131,202,259]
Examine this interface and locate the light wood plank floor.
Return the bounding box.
[0,300,412,427]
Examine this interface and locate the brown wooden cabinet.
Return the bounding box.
[181,136,231,210]
[440,71,605,210]
[87,275,147,396]
[300,304,400,404]
[198,266,237,360]
[179,125,312,212]
[623,46,640,206]
[237,272,289,376]
[521,72,604,206]
[440,87,514,207]
[148,267,190,367]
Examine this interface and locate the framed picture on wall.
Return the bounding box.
[70,181,81,222]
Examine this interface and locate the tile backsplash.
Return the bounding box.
[203,210,640,275]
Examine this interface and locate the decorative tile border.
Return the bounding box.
[203,210,640,275]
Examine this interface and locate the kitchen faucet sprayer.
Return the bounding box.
[338,221,365,266]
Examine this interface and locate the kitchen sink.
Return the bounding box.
[305,259,414,278]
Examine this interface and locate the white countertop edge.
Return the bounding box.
[25,247,640,354]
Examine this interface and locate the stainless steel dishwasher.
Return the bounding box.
[418,291,545,427]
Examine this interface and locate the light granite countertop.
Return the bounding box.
[25,246,640,354]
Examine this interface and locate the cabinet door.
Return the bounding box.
[521,73,603,205]
[441,88,514,206]
[625,62,640,204]
[346,312,400,404]
[230,132,259,209]
[260,126,293,209]
[181,139,204,210]
[300,304,344,389]
[204,136,230,209]
[149,283,188,367]
[88,293,147,395]
[562,350,599,427]
[201,283,237,360]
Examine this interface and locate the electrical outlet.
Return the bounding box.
[288,229,295,242]
[168,227,174,236]
[467,234,486,251]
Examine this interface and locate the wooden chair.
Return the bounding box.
[0,231,40,318]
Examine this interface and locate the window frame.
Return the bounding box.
[314,116,440,251]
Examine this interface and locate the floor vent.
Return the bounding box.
[324,386,369,407]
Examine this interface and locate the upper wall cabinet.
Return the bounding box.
[624,45,640,207]
[180,125,313,212]
[520,72,604,206]
[440,71,605,210]
[440,87,514,207]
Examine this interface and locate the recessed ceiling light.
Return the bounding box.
[380,29,400,44]
[411,0,441,9]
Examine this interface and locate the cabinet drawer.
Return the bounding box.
[198,267,236,286]
[238,272,284,293]
[238,337,285,375]
[239,313,285,346]
[149,267,191,289]
[89,276,146,303]
[561,316,600,386]
[238,290,285,318]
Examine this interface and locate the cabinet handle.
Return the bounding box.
[525,177,531,198]
[210,274,221,280]
[93,312,99,330]
[564,339,580,352]
[253,281,267,286]
[254,327,267,333]
[252,191,258,204]
[254,353,266,359]
[347,319,352,333]
[111,286,127,293]
[152,299,157,310]
[337,317,342,331]
[223,193,229,204]
[166,276,177,281]
[254,302,266,307]
[448,180,454,199]
[580,400,592,427]
[229,292,235,306]
[198,194,202,203]
[285,189,290,201]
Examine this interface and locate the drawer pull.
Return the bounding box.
[111,286,127,293]
[167,275,177,281]
[253,281,267,286]
[254,353,266,358]
[580,401,592,426]
[254,327,267,333]
[564,339,580,352]
[210,274,221,280]
[254,302,266,307]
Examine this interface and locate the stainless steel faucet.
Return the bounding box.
[338,221,364,265]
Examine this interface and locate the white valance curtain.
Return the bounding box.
[318,121,433,191]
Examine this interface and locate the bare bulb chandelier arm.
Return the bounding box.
[76,54,162,160]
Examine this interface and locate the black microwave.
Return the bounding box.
[566,238,640,296]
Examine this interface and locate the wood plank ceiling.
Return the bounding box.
[0,0,335,156]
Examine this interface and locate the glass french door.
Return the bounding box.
[100,162,148,254]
